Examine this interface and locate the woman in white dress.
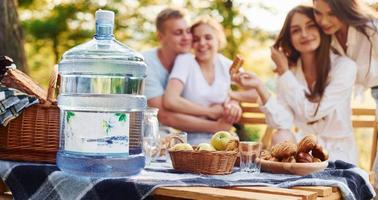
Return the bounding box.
[313,0,378,112]
[232,5,358,164]
[312,0,378,183]
[163,17,241,145]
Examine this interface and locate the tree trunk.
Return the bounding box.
[0,0,27,73]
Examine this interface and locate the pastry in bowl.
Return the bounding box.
[297,135,317,153]
[271,141,297,159]
[260,135,329,175]
[312,144,329,161]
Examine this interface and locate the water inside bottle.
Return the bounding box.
[56,9,147,177]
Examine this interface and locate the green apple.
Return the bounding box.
[169,143,193,151]
[210,131,233,151]
[196,143,216,151]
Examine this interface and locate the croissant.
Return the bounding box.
[298,135,317,153]
[281,156,296,163]
[312,144,329,161]
[269,156,279,162]
[296,152,313,163]
[260,149,272,160]
[271,141,297,159]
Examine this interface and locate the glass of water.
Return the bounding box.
[142,107,160,166]
[239,141,262,173]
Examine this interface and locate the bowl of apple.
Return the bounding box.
[168,131,239,175]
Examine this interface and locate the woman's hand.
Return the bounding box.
[232,72,271,105]
[207,104,224,120]
[231,72,263,90]
[270,47,289,75]
[223,99,242,124]
[229,89,259,103]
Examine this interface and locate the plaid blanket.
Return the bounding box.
[0,86,38,126]
[0,160,374,200]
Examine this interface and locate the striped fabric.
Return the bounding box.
[0,86,38,126]
[0,160,374,200]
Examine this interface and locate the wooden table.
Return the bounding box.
[0,178,342,200]
[154,186,341,200]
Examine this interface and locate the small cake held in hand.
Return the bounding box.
[229,55,244,76]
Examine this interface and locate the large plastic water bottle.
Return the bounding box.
[56,9,147,177]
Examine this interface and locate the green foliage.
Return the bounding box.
[237,125,260,141]
[18,0,35,8]
[245,126,260,141]
[18,0,275,87]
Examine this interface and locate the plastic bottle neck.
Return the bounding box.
[95,22,114,40]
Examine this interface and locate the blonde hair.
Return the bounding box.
[190,16,227,49]
[156,8,187,32]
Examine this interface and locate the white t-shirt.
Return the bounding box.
[169,53,232,107]
[260,53,358,164]
[142,48,169,100]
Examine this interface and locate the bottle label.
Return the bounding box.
[64,111,129,154]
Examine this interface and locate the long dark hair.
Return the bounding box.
[273,5,332,105]
[314,0,378,76]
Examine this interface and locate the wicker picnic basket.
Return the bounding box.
[168,138,239,175]
[0,57,59,163]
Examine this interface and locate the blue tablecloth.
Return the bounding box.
[0,160,374,200]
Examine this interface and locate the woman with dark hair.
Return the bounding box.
[312,0,378,183]
[313,0,378,115]
[232,5,358,163]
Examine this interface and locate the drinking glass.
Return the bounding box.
[142,107,160,166]
[239,141,262,173]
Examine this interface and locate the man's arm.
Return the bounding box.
[164,79,223,120]
[148,96,232,133]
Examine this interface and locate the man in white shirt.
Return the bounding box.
[143,8,232,133]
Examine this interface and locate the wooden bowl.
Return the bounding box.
[260,159,328,176]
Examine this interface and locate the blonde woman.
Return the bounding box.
[163,17,241,144]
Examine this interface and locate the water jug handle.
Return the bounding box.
[45,64,58,105]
